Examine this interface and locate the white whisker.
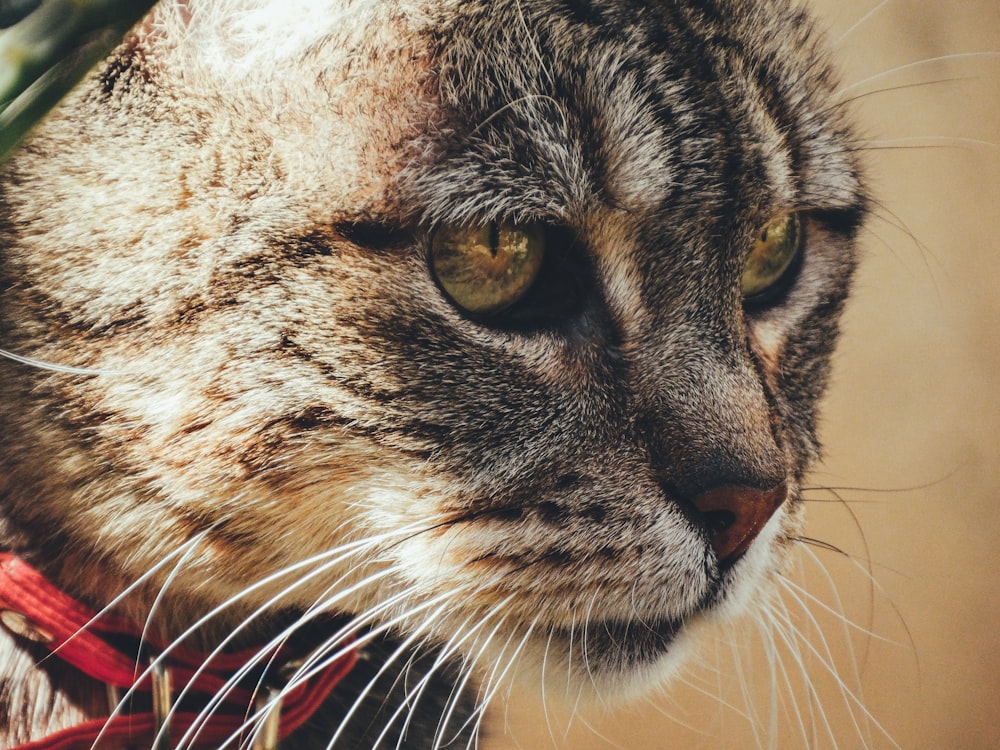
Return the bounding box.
[318,582,511,750]
[855,135,1000,152]
[764,593,848,748]
[833,0,893,48]
[422,607,516,749]
[373,595,514,749]
[208,584,450,749]
[758,597,822,748]
[136,532,208,674]
[0,347,127,375]
[112,523,435,749]
[46,533,209,680]
[835,52,1000,101]
[458,615,538,750]
[772,575,900,748]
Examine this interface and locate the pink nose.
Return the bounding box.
[690,482,788,564]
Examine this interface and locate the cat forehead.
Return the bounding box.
[398,0,863,227]
[151,0,860,224]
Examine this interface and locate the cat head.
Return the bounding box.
[0,0,865,697]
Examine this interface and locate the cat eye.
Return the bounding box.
[741,212,802,299]
[431,221,546,315]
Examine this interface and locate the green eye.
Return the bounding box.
[431,221,545,314]
[741,212,802,298]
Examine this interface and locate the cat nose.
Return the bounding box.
[690,482,788,564]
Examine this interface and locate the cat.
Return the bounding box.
[0,0,868,747]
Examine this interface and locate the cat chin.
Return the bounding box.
[486,522,792,703]
[489,614,702,705]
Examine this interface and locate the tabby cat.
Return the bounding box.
[0,0,866,747]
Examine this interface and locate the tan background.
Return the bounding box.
[486,1,1000,748]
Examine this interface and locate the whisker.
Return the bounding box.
[0,347,127,375]
[793,545,916,652]
[858,196,948,286]
[579,587,607,707]
[833,0,893,48]
[108,523,434,749]
[425,608,517,749]
[792,536,850,556]
[538,625,562,748]
[770,582,893,748]
[854,135,1000,152]
[46,532,209,664]
[321,589,490,750]
[830,75,973,109]
[726,622,766,748]
[179,561,467,749]
[759,607,807,749]
[175,578,395,748]
[834,52,1000,101]
[379,593,516,749]
[759,594,832,747]
[803,463,966,494]
[801,486,878,571]
[664,657,755,728]
[460,617,538,750]
[209,583,455,750]
[136,532,208,676]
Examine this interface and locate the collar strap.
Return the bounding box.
[0,554,356,750]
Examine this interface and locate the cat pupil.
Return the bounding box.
[488,222,500,258]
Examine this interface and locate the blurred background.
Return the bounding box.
[488,1,1000,747]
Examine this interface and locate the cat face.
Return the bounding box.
[0,0,864,697]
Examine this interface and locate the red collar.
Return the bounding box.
[0,553,356,750]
